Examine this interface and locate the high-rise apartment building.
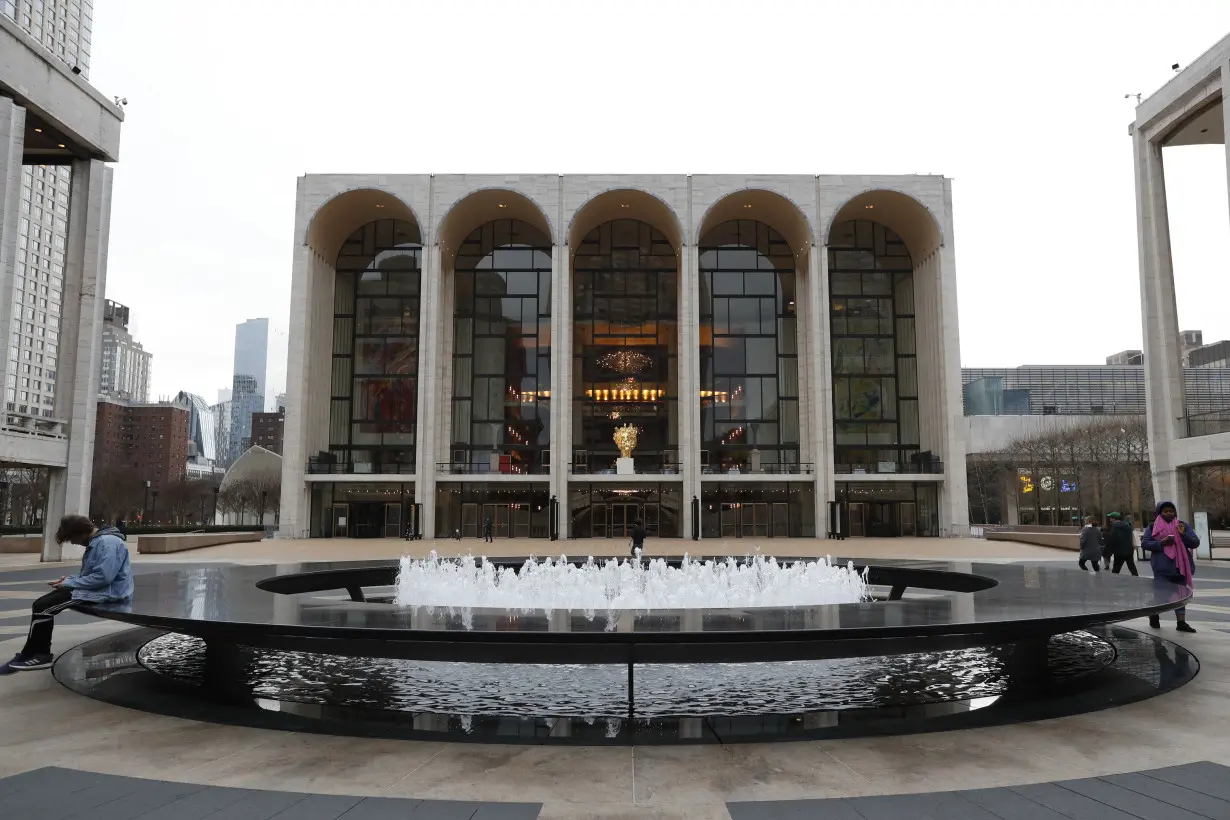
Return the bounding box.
[229,318,269,459]
[251,409,284,455]
[93,398,189,492]
[2,1,94,417]
[100,299,151,401]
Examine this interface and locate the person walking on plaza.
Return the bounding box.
[1143,501,1199,633]
[630,519,646,558]
[0,515,132,673]
[1106,512,1139,576]
[1078,516,1103,571]
[483,517,494,543]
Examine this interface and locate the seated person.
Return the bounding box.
[1,515,133,673]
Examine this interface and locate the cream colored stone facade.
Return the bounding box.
[281,174,969,539]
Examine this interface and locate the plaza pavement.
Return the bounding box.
[0,537,1228,818]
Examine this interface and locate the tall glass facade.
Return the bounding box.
[451,220,552,474]
[567,483,682,538]
[829,220,920,472]
[699,220,800,473]
[435,483,551,538]
[327,219,423,473]
[572,220,678,473]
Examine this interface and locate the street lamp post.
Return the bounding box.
[143,480,150,524]
[151,491,158,525]
[213,486,220,526]
[261,490,267,525]
[199,494,206,526]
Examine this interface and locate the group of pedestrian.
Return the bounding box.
[1078,512,1138,574]
[1078,501,1199,633]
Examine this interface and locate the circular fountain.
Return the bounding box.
[53,554,1198,744]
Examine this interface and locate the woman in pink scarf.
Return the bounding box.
[1142,500,1199,633]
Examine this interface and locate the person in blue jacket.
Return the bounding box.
[1,515,133,673]
[1142,500,1199,633]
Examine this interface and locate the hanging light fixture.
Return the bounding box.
[598,349,652,374]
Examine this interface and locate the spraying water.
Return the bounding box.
[394,552,869,611]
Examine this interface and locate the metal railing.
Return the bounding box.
[835,458,944,475]
[436,462,549,476]
[306,460,415,475]
[570,461,681,476]
[701,463,814,476]
[1183,408,1230,438]
[0,412,67,440]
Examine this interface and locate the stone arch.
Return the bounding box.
[303,188,422,262]
[696,188,813,258]
[436,188,555,262]
[825,188,944,259]
[567,188,683,250]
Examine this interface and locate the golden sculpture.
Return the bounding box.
[613,424,638,459]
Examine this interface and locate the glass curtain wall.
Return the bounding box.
[828,220,921,473]
[698,220,800,473]
[328,219,423,473]
[572,220,678,473]
[435,483,551,538]
[451,220,552,474]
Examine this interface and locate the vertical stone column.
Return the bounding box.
[44,159,112,561]
[678,242,701,538]
[549,243,568,510]
[1136,131,1189,514]
[807,243,834,535]
[934,199,970,531]
[0,101,25,396]
[416,241,442,538]
[278,243,316,538]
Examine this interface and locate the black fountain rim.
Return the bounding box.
[72,558,1194,666]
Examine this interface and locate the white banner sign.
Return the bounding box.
[1194,510,1211,560]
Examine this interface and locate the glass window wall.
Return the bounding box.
[699,220,800,473]
[700,482,814,538]
[451,220,552,474]
[567,482,682,538]
[328,220,423,474]
[435,482,551,538]
[572,220,678,474]
[829,221,920,473]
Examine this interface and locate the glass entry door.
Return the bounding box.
[383,503,402,538]
[900,502,917,537]
[740,503,768,537]
[848,502,866,537]
[771,503,789,537]
[331,503,349,538]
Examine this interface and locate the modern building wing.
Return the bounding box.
[1132,32,1230,512]
[280,175,968,540]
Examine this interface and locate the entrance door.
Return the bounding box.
[868,503,899,538]
[771,503,789,537]
[611,503,639,538]
[740,503,768,537]
[460,503,479,538]
[848,502,866,537]
[720,503,739,537]
[900,502,917,537]
[592,504,608,539]
[330,503,349,538]
[644,503,659,537]
[383,503,402,538]
[494,505,511,538]
[513,506,531,538]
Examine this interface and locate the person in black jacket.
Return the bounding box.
[629,519,646,557]
[1105,512,1138,576]
[1078,517,1102,571]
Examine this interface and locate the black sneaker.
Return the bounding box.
[5,654,53,672]
[1148,615,1161,629]
[1176,622,1197,634]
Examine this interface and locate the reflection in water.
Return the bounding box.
[139,631,1113,718]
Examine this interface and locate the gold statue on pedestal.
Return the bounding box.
[613,424,638,459]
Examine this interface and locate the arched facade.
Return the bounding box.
[281,175,968,542]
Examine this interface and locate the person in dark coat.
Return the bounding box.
[1105,512,1138,576]
[483,517,493,543]
[1078,516,1102,571]
[1142,500,1200,633]
[629,519,646,557]
[114,516,127,538]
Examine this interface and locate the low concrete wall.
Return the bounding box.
[986,531,1079,552]
[137,532,263,555]
[0,535,40,553]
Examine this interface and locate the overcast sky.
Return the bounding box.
[86,0,1230,402]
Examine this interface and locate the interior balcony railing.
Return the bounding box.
[571,450,679,475]
[306,455,415,475]
[701,463,815,476]
[835,455,944,475]
[436,462,550,476]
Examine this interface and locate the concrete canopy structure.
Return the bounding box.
[1132,32,1230,516]
[0,10,121,559]
[281,175,967,541]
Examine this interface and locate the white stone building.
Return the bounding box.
[1132,32,1230,517]
[0,6,120,559]
[280,176,968,540]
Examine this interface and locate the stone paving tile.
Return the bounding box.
[726,762,1230,819]
[0,767,543,819]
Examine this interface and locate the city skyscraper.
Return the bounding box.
[230,318,269,459]
[99,300,151,402]
[1,1,94,416]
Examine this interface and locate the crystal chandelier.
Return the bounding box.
[598,349,652,374]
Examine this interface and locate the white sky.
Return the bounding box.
[85,0,1230,401]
